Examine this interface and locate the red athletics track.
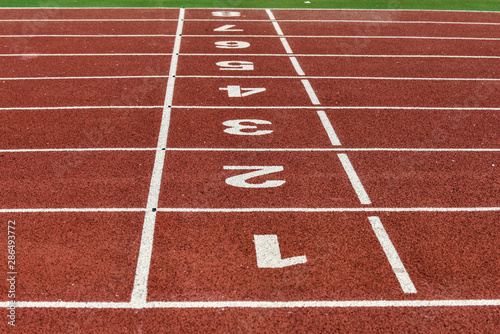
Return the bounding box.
[0,7,498,333]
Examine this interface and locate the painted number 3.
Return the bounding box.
[223,119,273,136]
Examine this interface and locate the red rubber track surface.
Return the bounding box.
[0,7,498,333]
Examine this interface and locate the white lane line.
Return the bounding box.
[175,75,500,81]
[183,35,500,41]
[0,53,172,57]
[2,105,500,111]
[172,106,500,110]
[1,299,498,309]
[130,7,184,307]
[182,19,500,25]
[0,19,178,22]
[316,110,341,146]
[164,148,500,152]
[279,37,293,54]
[301,79,321,105]
[4,75,500,81]
[289,57,305,75]
[0,75,169,80]
[0,106,163,110]
[368,216,417,294]
[1,148,498,153]
[0,208,146,213]
[0,34,175,37]
[157,207,500,212]
[337,153,372,205]
[0,148,156,152]
[1,207,499,213]
[2,53,499,59]
[179,53,500,59]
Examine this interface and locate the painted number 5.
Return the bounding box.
[223,119,273,136]
[223,166,285,188]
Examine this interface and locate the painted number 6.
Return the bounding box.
[215,41,250,49]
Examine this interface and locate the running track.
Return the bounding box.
[0,7,498,332]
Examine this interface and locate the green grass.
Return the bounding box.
[1,0,499,11]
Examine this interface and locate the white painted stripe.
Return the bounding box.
[130,8,184,307]
[301,79,321,105]
[0,208,145,213]
[272,22,284,35]
[0,299,498,309]
[164,148,499,152]
[0,148,155,152]
[1,207,499,214]
[173,105,500,110]
[4,75,500,81]
[289,57,305,76]
[1,53,499,59]
[179,53,500,59]
[181,19,500,25]
[183,35,500,41]
[1,106,499,112]
[0,75,168,80]
[157,207,500,212]
[0,148,498,153]
[176,75,500,81]
[0,34,174,37]
[1,18,178,21]
[337,154,372,205]
[0,53,171,57]
[368,216,417,293]
[2,6,499,13]
[265,9,276,20]
[316,110,341,146]
[279,37,293,54]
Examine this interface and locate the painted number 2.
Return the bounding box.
[223,166,285,188]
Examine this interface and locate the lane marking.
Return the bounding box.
[4,105,500,111]
[2,53,500,59]
[316,110,341,146]
[289,57,305,76]
[0,34,175,37]
[0,208,146,213]
[172,106,500,110]
[3,6,500,13]
[0,106,164,110]
[179,53,500,59]
[182,35,500,41]
[0,19,179,22]
[2,106,500,111]
[4,75,500,81]
[279,37,293,53]
[0,148,498,153]
[0,75,170,80]
[1,207,499,213]
[0,53,172,56]
[368,216,417,293]
[180,19,500,25]
[301,79,321,105]
[175,75,500,81]
[130,7,184,307]
[337,153,372,205]
[0,299,498,309]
